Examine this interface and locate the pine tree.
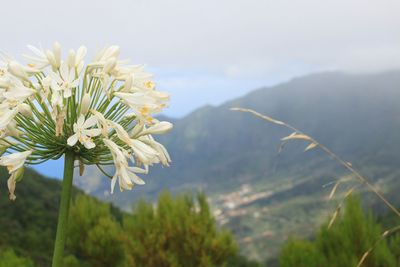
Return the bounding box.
[66,195,125,267]
[123,191,238,267]
[0,249,34,267]
[279,196,397,267]
[279,238,323,267]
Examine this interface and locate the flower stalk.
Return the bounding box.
[52,150,75,267]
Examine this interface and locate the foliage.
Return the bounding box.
[0,168,62,266]
[280,196,397,267]
[65,191,246,267]
[0,166,257,267]
[227,255,263,267]
[66,195,125,267]
[122,191,238,267]
[82,71,400,260]
[280,238,323,267]
[0,249,34,267]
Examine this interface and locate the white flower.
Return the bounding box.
[7,61,39,81]
[2,83,36,104]
[130,122,145,137]
[0,150,31,173]
[40,76,52,102]
[91,57,118,88]
[67,46,87,73]
[17,103,33,118]
[103,139,146,193]
[23,45,50,69]
[24,42,62,70]
[80,92,91,115]
[67,115,101,149]
[139,121,173,136]
[7,166,24,201]
[0,75,12,90]
[90,109,111,137]
[92,45,120,63]
[0,42,173,198]
[0,109,18,130]
[46,42,62,70]
[110,122,159,165]
[114,92,166,123]
[0,120,22,138]
[139,135,171,166]
[116,65,153,90]
[50,62,79,98]
[0,139,10,153]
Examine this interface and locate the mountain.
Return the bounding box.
[75,70,400,260]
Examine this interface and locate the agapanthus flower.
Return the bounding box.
[0,42,172,200]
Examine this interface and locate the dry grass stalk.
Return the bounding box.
[231,107,400,266]
[231,107,400,218]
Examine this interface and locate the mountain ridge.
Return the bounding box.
[75,70,400,260]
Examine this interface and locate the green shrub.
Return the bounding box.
[280,196,397,267]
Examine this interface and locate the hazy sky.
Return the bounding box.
[2,0,400,117]
[1,0,399,177]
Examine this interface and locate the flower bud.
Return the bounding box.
[79,160,85,176]
[6,121,23,137]
[140,121,173,136]
[80,93,91,115]
[0,140,9,157]
[14,166,25,182]
[103,46,120,60]
[124,74,133,92]
[18,103,33,118]
[55,109,66,137]
[8,166,25,201]
[53,41,61,68]
[130,123,144,138]
[0,147,7,157]
[0,76,12,88]
[46,51,57,70]
[8,61,29,81]
[75,46,87,66]
[103,57,117,74]
[67,49,76,69]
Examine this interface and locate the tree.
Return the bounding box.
[279,196,397,267]
[0,249,34,267]
[123,191,238,267]
[279,238,323,267]
[66,195,125,267]
[64,191,249,267]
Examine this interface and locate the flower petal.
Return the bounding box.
[110,174,117,194]
[76,115,85,127]
[83,140,95,149]
[82,116,97,128]
[7,173,17,201]
[67,134,78,146]
[129,171,145,185]
[60,62,69,80]
[82,128,101,137]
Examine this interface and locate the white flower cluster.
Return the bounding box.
[0,42,172,199]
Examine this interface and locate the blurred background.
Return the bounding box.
[1,1,400,266]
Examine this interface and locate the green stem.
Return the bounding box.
[52,150,75,267]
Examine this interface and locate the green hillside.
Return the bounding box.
[76,70,400,260]
[0,169,256,267]
[0,168,64,266]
